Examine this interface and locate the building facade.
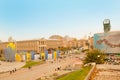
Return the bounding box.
[0,38,63,54]
[0,39,47,54]
[46,39,63,50]
[0,35,93,54]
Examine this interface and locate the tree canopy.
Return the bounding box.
[84,49,105,64]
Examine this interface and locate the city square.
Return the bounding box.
[0,0,120,80]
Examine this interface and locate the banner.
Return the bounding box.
[53,51,57,60]
[41,52,45,60]
[26,52,31,61]
[94,31,120,53]
[15,53,22,62]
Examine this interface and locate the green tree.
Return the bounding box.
[84,49,105,64]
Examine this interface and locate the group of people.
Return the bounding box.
[9,66,32,74]
[10,68,17,74]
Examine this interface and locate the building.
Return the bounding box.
[47,35,63,49]
[49,35,63,40]
[88,37,94,49]
[16,39,42,53]
[46,39,63,50]
[67,40,77,48]
[0,39,47,54]
[0,35,89,54]
[0,37,63,54]
[77,39,89,50]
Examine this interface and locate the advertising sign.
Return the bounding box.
[94,31,120,53]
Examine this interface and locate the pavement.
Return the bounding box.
[0,61,25,73]
[93,64,120,80]
[0,54,83,80]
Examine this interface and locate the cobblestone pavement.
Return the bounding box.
[0,54,82,80]
[93,64,120,80]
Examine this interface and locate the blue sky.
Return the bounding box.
[0,0,120,41]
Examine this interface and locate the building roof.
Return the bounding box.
[49,35,63,40]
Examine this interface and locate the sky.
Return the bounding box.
[0,0,120,41]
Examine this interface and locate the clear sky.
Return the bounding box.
[0,0,120,41]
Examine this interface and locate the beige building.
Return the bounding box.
[77,37,94,50]
[0,35,93,54]
[48,35,63,49]
[47,39,63,50]
[0,38,63,54]
[0,42,8,51]
[66,40,77,48]
[0,39,47,54]
[16,40,41,53]
[77,39,88,49]
[88,37,94,49]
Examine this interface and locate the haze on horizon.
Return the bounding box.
[0,0,120,41]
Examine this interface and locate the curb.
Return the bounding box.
[85,63,96,80]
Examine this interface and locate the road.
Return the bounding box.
[0,54,83,80]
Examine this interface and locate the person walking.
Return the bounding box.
[28,66,31,70]
[10,71,12,74]
[12,69,15,73]
[14,68,17,72]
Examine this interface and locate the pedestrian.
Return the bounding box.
[28,66,31,69]
[57,67,60,70]
[10,71,12,74]
[14,68,17,72]
[12,70,14,73]
[28,66,30,69]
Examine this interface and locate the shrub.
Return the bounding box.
[84,49,105,64]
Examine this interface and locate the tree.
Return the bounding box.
[84,49,105,64]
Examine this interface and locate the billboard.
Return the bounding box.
[94,31,120,53]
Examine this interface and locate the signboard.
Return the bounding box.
[94,31,120,53]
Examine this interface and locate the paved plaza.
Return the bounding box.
[0,54,83,80]
[0,61,25,73]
